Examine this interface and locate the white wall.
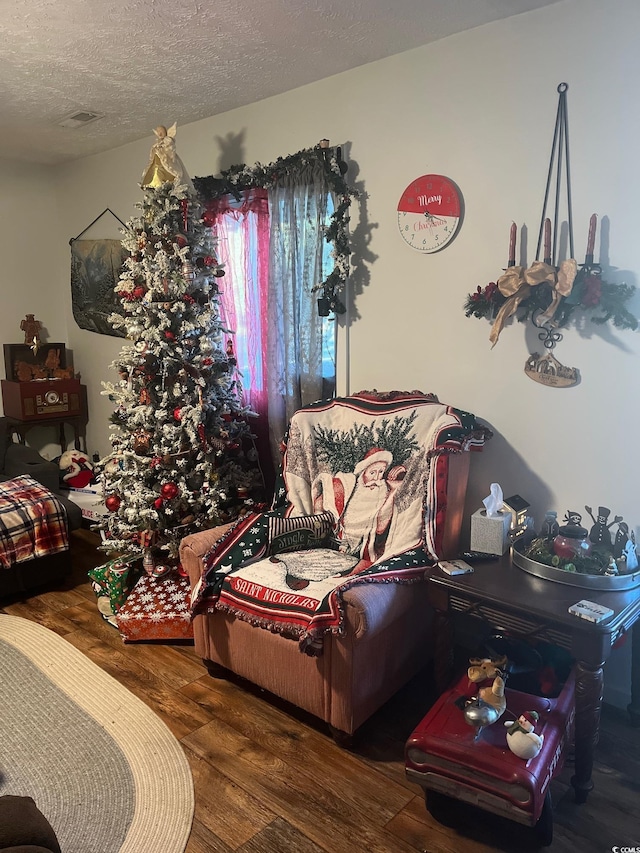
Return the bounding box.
[0,159,79,454]
[5,0,639,707]
[0,160,68,359]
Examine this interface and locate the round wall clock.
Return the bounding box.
[397,174,463,253]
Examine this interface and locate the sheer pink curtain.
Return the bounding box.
[205,190,273,485]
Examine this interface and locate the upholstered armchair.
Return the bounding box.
[180,391,490,740]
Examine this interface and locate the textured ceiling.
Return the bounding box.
[0,0,559,166]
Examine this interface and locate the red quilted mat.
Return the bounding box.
[116,573,193,642]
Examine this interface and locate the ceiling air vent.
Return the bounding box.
[57,110,104,129]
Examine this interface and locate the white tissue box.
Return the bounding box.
[470,509,511,555]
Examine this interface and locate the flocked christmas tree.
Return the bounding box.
[97,124,262,577]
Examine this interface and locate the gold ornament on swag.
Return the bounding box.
[464,83,637,387]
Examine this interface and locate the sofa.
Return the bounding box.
[180,391,490,740]
[0,795,61,853]
[0,417,82,598]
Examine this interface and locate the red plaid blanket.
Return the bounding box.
[0,476,69,568]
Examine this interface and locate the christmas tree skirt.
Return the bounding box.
[116,574,193,642]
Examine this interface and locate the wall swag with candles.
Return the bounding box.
[464,84,637,387]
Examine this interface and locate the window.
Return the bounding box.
[214,191,336,408]
[197,144,356,482]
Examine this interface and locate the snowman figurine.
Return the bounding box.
[505,710,544,760]
[624,531,639,571]
[584,505,623,547]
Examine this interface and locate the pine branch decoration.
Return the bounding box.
[464,268,637,333]
[312,412,420,471]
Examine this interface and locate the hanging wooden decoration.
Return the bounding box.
[524,351,578,387]
[464,83,637,384]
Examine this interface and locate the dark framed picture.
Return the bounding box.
[71,238,128,337]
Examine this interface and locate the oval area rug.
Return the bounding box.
[0,614,194,853]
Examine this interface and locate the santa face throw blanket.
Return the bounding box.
[192,391,489,653]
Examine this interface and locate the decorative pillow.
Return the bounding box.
[267,511,335,555]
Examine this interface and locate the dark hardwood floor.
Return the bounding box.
[2,529,639,852]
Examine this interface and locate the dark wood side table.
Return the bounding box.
[6,414,88,454]
[427,554,640,804]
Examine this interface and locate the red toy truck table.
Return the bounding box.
[405,669,575,845]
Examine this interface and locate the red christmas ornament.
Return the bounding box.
[152,563,172,579]
[105,494,121,512]
[202,209,216,227]
[154,497,164,509]
[160,482,179,499]
[175,234,188,248]
[181,199,189,231]
[164,330,176,341]
[173,407,182,421]
[150,456,163,469]
[132,286,146,299]
[204,255,216,266]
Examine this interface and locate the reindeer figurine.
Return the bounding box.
[463,655,509,738]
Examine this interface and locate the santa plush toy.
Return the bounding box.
[59,450,96,489]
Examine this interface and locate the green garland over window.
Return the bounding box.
[194,143,358,315]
